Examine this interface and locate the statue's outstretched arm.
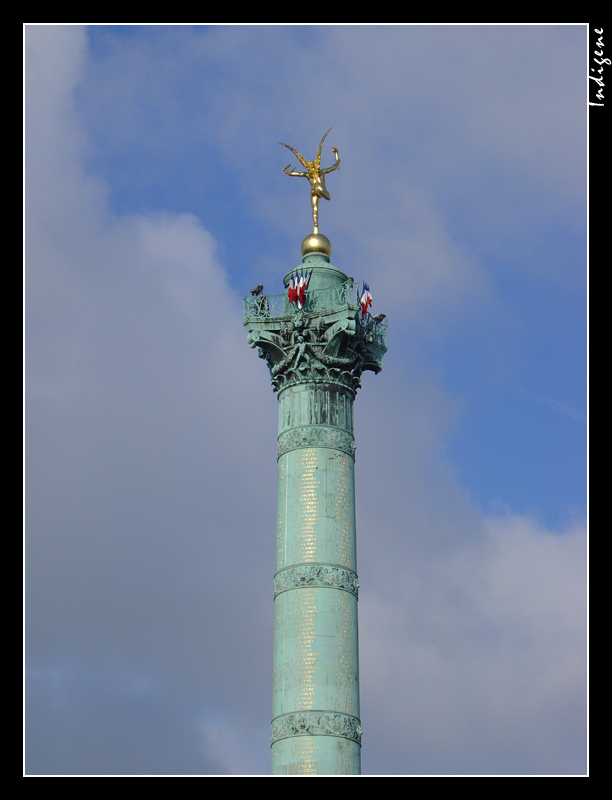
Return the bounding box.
[322,147,340,174]
[283,164,308,177]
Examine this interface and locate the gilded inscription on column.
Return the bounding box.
[326,450,356,569]
[285,449,320,564]
[276,456,287,567]
[326,590,359,714]
[285,589,320,710]
[288,737,318,775]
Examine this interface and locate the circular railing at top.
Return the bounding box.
[243,280,387,349]
[243,281,361,321]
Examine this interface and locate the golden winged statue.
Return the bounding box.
[279,128,340,234]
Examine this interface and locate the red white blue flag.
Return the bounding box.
[288,269,312,309]
[360,282,373,316]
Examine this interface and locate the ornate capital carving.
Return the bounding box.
[274,563,359,599]
[271,711,362,746]
[244,281,387,395]
[277,425,356,459]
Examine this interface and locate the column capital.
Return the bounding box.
[244,280,386,396]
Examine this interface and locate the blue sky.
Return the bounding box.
[25,24,587,775]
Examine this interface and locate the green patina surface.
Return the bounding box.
[244,249,386,775]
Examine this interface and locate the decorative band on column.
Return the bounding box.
[274,563,359,599]
[277,425,356,459]
[271,711,363,746]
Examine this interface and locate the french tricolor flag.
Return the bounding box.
[360,282,373,316]
[288,269,312,309]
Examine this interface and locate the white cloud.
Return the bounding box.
[360,513,586,774]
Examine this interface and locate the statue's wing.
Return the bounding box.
[278,141,309,170]
[315,128,333,169]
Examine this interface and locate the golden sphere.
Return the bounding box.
[301,233,332,258]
